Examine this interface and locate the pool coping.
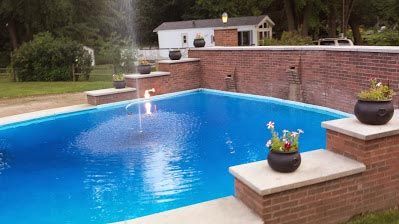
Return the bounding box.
[0,88,351,130]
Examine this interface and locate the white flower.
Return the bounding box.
[266,140,272,148]
[267,121,275,129]
[291,132,298,137]
[297,129,304,134]
[376,82,382,87]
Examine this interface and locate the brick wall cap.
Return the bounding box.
[190,45,399,54]
[116,196,262,224]
[158,58,200,64]
[124,72,171,79]
[322,112,399,140]
[85,87,136,97]
[229,150,365,196]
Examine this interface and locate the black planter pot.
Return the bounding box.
[267,151,301,173]
[169,50,182,60]
[137,65,151,74]
[354,100,394,125]
[193,39,206,48]
[113,80,126,89]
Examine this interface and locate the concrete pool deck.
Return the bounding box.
[0,92,86,118]
[114,196,263,224]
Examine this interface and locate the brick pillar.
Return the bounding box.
[214,28,238,46]
[325,129,399,212]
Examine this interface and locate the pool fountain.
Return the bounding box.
[125,86,156,132]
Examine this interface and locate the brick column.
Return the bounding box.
[324,123,399,213]
[214,28,238,46]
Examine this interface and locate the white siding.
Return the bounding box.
[158,28,215,49]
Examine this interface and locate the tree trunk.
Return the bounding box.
[284,0,296,32]
[327,1,337,37]
[349,19,362,45]
[7,19,19,50]
[301,2,312,36]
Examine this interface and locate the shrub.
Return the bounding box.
[363,29,399,46]
[10,32,90,81]
[260,32,313,46]
[75,50,93,80]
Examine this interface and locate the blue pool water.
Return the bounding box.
[0,90,346,223]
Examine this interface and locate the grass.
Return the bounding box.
[346,209,399,224]
[0,64,114,99]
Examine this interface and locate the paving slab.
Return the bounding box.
[322,111,399,140]
[124,72,171,79]
[114,196,262,224]
[85,87,136,97]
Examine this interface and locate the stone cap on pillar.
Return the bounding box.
[322,112,399,140]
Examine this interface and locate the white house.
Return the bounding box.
[152,15,275,58]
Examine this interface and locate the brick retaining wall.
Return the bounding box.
[189,48,399,113]
[126,60,201,97]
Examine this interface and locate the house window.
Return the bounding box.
[238,31,252,46]
[181,33,188,47]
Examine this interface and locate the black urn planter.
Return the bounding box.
[267,151,301,173]
[137,65,151,74]
[354,100,394,125]
[169,50,182,60]
[193,39,206,48]
[113,80,126,89]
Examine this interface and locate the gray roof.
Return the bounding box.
[153,15,274,32]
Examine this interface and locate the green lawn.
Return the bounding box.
[0,64,114,99]
[346,209,399,224]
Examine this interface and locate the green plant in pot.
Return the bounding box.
[266,121,303,173]
[355,79,395,125]
[193,33,206,48]
[112,73,126,89]
[137,58,151,74]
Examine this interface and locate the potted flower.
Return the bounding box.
[266,121,303,173]
[169,49,182,60]
[137,58,151,74]
[112,73,126,89]
[193,33,206,48]
[355,79,395,125]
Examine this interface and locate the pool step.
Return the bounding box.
[114,196,262,224]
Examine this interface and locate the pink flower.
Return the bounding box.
[267,121,274,129]
[291,132,298,137]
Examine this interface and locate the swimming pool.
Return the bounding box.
[0,89,347,223]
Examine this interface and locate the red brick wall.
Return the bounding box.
[87,91,136,105]
[126,60,201,97]
[214,29,238,46]
[189,49,399,113]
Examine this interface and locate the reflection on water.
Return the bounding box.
[0,152,9,174]
[73,110,201,219]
